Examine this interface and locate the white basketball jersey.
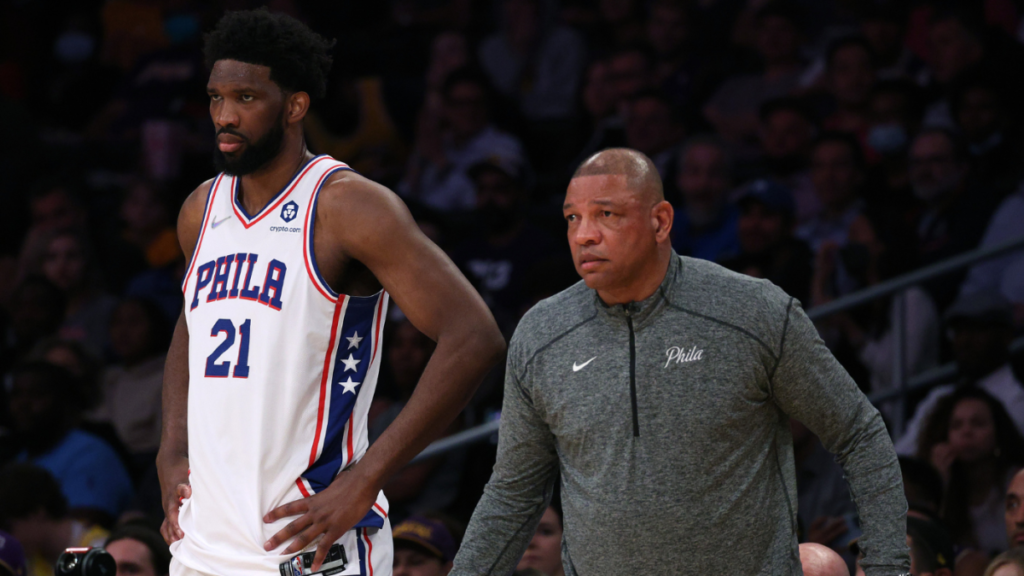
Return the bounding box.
[172,155,390,575]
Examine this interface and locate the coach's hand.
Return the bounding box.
[263,468,378,572]
[157,455,191,545]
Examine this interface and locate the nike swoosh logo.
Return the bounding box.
[573,357,597,372]
[211,215,230,228]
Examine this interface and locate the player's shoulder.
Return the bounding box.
[510,280,594,354]
[316,167,405,219]
[181,177,217,215]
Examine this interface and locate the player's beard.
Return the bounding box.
[213,110,286,176]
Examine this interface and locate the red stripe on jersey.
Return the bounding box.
[301,163,347,303]
[363,530,374,576]
[295,479,311,498]
[308,296,346,466]
[182,175,222,294]
[345,415,354,464]
[232,156,332,229]
[373,503,387,518]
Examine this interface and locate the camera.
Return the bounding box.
[54,547,116,576]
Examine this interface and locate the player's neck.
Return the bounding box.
[236,136,313,215]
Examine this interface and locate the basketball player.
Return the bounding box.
[157,10,504,576]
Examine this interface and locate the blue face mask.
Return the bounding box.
[54,31,95,64]
[867,123,908,155]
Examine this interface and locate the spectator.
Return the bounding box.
[863,80,924,218]
[704,1,805,147]
[29,337,103,419]
[449,159,565,331]
[0,277,65,374]
[16,182,89,288]
[595,0,645,48]
[392,514,460,576]
[859,3,923,81]
[605,46,656,111]
[917,387,1024,554]
[89,298,169,473]
[822,36,876,138]
[646,0,702,113]
[400,68,525,212]
[791,419,855,552]
[896,291,1024,457]
[908,128,997,310]
[899,457,944,520]
[811,214,939,407]
[920,9,987,129]
[104,522,171,576]
[797,132,865,257]
[755,97,821,225]
[984,548,1024,576]
[798,542,847,576]
[671,135,740,262]
[623,90,685,179]
[959,183,1024,314]
[0,463,108,576]
[720,179,812,304]
[479,0,587,122]
[1007,469,1024,550]
[40,230,118,355]
[8,362,133,524]
[369,320,462,518]
[571,59,628,169]
[950,73,1022,196]
[0,529,26,576]
[515,504,563,576]
[906,516,955,576]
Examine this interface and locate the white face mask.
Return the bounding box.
[54,31,95,64]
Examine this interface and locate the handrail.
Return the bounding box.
[409,235,1024,460]
[807,234,1024,320]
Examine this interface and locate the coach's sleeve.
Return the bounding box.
[451,333,559,576]
[764,286,911,576]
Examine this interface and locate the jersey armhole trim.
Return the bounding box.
[180,175,222,294]
[303,164,354,302]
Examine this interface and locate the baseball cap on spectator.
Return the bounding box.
[906,516,955,572]
[944,290,1013,327]
[392,515,458,563]
[737,179,796,219]
[0,530,26,576]
[467,156,527,188]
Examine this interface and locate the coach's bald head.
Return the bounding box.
[572,148,665,205]
[564,148,674,305]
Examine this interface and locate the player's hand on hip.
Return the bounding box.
[263,468,378,572]
[157,455,191,544]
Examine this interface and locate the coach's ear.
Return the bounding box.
[285,91,310,125]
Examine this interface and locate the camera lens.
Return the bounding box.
[56,552,79,573]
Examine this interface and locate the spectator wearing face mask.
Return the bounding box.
[671,135,739,263]
[908,128,1000,310]
[863,79,925,220]
[821,36,877,141]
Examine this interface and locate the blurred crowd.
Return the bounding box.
[2,0,1024,575]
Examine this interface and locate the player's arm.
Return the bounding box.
[765,287,911,576]
[263,174,506,569]
[156,180,210,545]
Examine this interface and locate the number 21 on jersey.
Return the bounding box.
[206,318,252,378]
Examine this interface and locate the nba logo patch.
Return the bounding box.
[281,201,299,223]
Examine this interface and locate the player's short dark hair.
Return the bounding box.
[203,8,335,99]
[107,522,172,576]
[0,463,68,529]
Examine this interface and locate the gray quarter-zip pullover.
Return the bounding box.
[451,253,910,576]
